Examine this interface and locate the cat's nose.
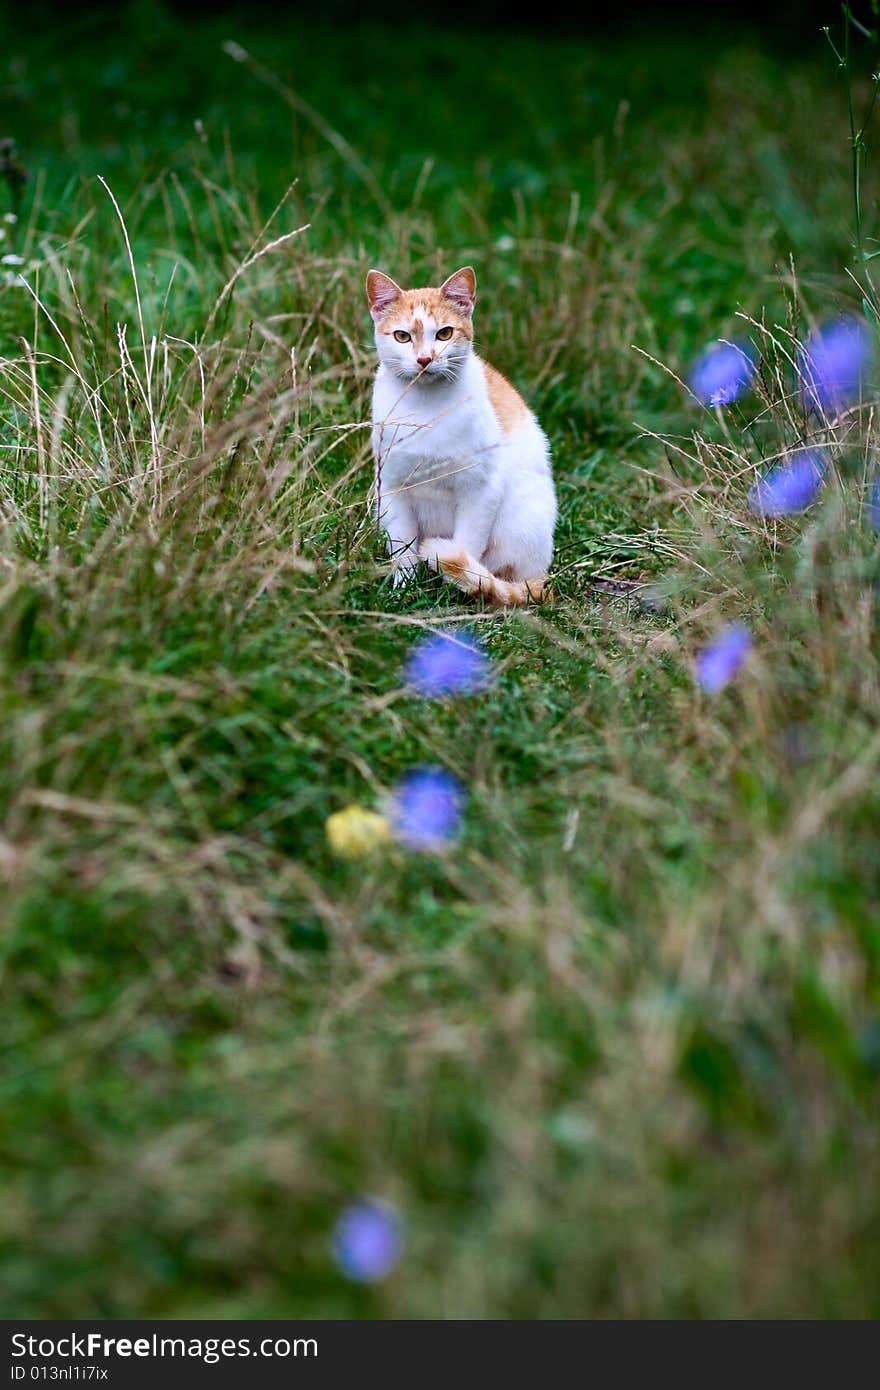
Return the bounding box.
[416,355,432,368]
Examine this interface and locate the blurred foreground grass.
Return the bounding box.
[1,4,879,1317]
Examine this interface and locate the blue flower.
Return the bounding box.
[390,767,465,850]
[689,340,757,407]
[868,476,880,532]
[800,317,872,414]
[696,623,752,694]
[748,449,825,517]
[403,628,492,698]
[333,1200,402,1283]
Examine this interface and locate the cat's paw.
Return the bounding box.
[419,537,458,571]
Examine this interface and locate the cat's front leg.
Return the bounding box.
[379,488,419,587]
[451,490,501,571]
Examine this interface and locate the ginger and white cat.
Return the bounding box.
[367,265,556,605]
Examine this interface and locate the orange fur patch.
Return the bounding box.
[436,547,472,586]
[376,288,474,344]
[420,537,544,607]
[482,361,529,435]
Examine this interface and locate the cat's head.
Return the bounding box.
[366,267,476,383]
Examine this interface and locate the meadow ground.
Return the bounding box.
[1,5,879,1317]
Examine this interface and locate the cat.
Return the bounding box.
[367,266,557,605]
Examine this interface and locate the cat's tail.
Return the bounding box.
[419,537,545,607]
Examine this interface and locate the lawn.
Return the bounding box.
[1,4,879,1318]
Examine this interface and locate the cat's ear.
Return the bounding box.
[439,266,477,317]
[366,270,403,321]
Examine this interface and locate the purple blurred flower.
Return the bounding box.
[390,766,464,850]
[696,623,752,694]
[404,627,492,698]
[748,449,825,517]
[689,340,757,407]
[333,1200,401,1283]
[868,476,880,532]
[800,317,872,414]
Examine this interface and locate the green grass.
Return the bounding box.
[1,4,879,1318]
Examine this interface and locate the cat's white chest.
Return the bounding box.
[371,361,499,496]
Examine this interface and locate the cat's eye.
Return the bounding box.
[436,326,454,341]
[393,329,411,343]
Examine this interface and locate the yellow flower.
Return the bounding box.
[325,804,391,859]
